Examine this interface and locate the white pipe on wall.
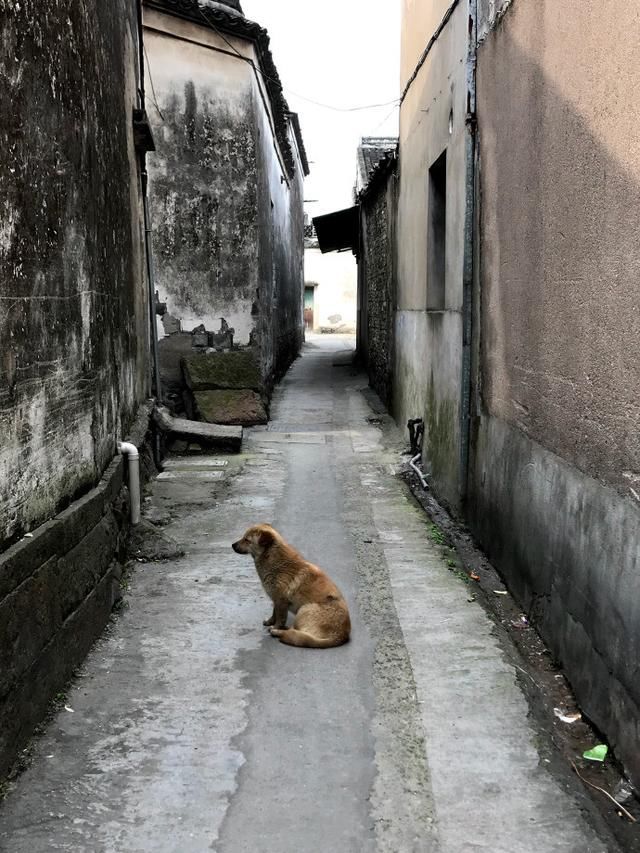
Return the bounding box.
[118,442,141,525]
[410,453,429,490]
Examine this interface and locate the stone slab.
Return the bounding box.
[182,350,262,392]
[153,406,242,452]
[194,389,268,426]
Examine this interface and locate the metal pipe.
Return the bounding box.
[118,442,141,525]
[141,166,163,403]
[459,0,478,503]
[136,0,145,105]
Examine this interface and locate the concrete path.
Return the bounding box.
[0,336,618,852]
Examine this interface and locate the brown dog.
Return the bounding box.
[231,524,351,648]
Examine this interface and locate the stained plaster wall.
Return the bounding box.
[0,0,148,550]
[253,93,305,387]
[144,10,258,345]
[395,0,469,509]
[472,0,640,786]
[144,8,304,389]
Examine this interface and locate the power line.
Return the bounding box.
[144,42,165,121]
[197,5,400,114]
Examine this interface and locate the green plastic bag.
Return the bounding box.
[583,744,608,762]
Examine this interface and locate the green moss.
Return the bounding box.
[182,351,262,392]
[428,523,446,545]
[194,389,267,426]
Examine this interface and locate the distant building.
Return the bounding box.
[355,137,399,196]
[304,219,356,335]
[143,0,309,400]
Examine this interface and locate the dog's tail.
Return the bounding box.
[270,628,349,649]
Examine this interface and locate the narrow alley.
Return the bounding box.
[0,338,618,853]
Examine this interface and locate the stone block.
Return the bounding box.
[194,390,268,426]
[0,519,61,601]
[0,563,121,778]
[182,350,262,392]
[153,406,243,452]
[0,558,60,699]
[191,333,209,348]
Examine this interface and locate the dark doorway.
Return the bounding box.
[427,150,447,310]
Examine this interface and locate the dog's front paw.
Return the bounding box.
[269,627,285,638]
[263,617,275,627]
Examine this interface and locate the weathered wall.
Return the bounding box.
[473,0,640,785]
[395,0,468,508]
[0,457,126,779]
[144,7,304,390]
[360,173,397,408]
[144,10,258,345]
[254,100,305,386]
[304,249,357,332]
[0,0,148,549]
[0,0,149,776]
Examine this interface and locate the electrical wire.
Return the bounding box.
[197,5,400,113]
[144,42,165,121]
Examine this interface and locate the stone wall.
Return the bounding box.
[254,105,306,388]
[472,0,640,786]
[360,169,397,408]
[0,0,149,550]
[0,406,153,779]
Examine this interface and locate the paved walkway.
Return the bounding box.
[0,336,617,852]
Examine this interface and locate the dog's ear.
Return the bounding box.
[258,528,274,548]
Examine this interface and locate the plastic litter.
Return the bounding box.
[554,708,581,724]
[583,744,608,762]
[613,779,635,805]
[493,590,508,595]
[64,705,75,713]
[469,572,480,581]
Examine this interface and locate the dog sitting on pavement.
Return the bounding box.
[231,524,351,648]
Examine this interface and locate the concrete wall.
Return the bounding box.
[0,0,148,550]
[395,0,469,508]
[0,0,150,776]
[472,0,640,786]
[144,8,304,390]
[304,250,357,333]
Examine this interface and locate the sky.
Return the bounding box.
[240,0,401,217]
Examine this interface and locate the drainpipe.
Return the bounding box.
[135,0,162,404]
[459,0,478,503]
[118,442,141,525]
[141,166,163,403]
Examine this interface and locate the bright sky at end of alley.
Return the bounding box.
[240,0,401,217]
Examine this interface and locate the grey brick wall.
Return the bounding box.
[362,173,396,408]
